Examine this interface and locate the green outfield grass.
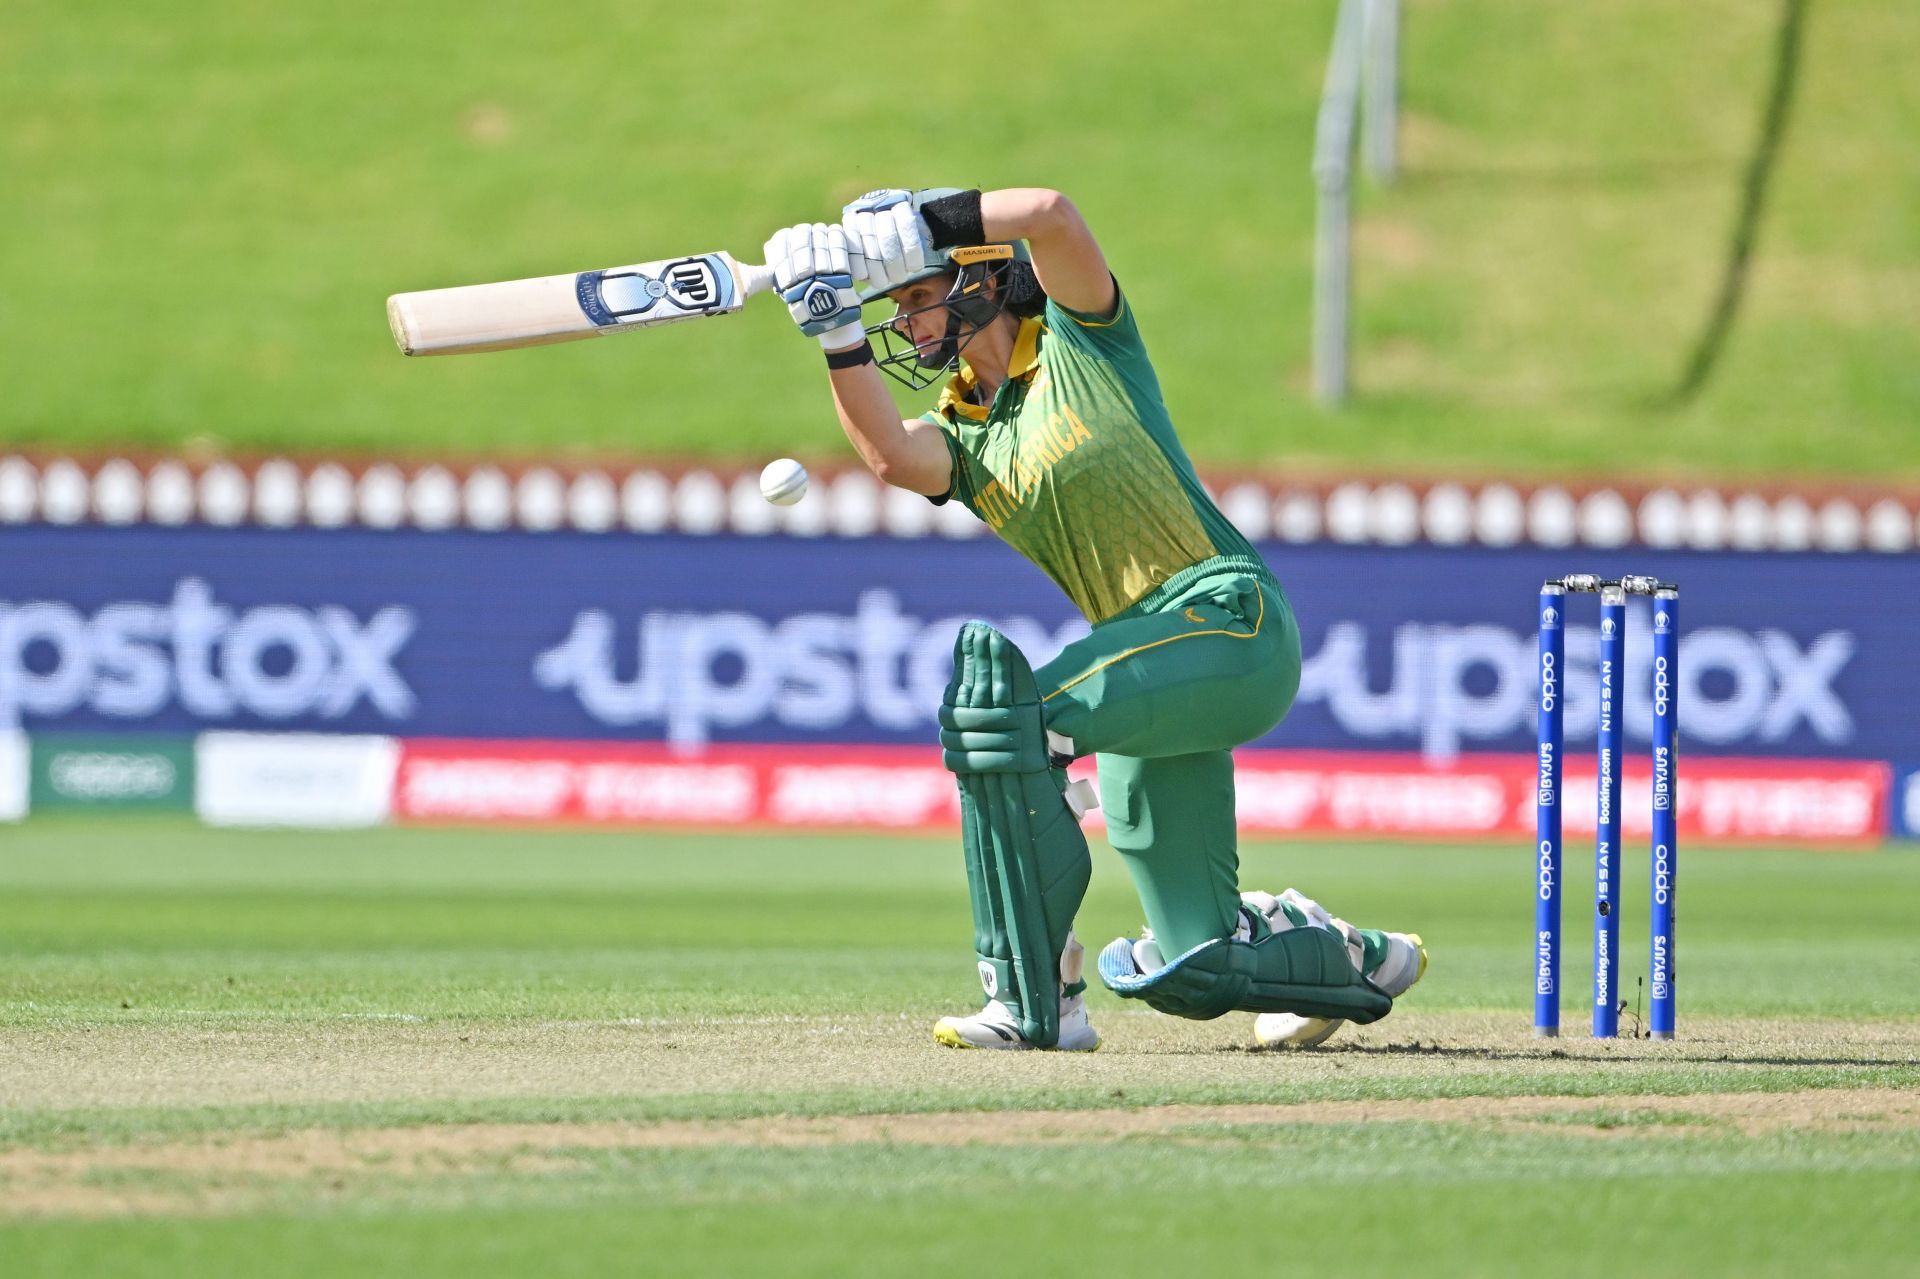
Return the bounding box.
[2,819,1917,1274]
[3,1,1915,477]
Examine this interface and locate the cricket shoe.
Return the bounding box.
[933,993,1102,1052]
[1240,887,1424,1049]
[1255,929,1427,1048]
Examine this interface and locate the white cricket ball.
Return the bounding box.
[759,458,809,506]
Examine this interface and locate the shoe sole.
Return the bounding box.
[1253,1015,1344,1049]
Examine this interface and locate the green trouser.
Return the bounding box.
[1036,569,1302,959]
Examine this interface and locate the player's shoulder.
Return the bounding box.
[1041,283,1143,362]
[1045,288,1127,330]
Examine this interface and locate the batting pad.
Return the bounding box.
[1096,926,1394,1023]
[940,621,1092,1048]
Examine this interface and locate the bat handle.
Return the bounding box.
[734,250,876,301]
[736,262,777,298]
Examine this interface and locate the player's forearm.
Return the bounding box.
[980,188,1080,245]
[829,364,948,495]
[829,364,902,475]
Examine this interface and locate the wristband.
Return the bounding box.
[920,189,985,249]
[824,340,875,370]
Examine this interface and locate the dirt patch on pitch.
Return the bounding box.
[6,1012,1916,1115]
[6,1085,1918,1218]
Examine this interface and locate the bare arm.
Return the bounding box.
[980,189,1116,318]
[828,356,954,497]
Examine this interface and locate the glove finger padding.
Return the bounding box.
[891,202,928,276]
[813,222,849,279]
[846,218,883,285]
[842,189,935,291]
[845,211,896,290]
[762,225,801,289]
[762,222,863,344]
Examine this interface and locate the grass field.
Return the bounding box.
[3,1,1916,476]
[3,818,1917,1274]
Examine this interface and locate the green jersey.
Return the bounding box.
[925,287,1274,624]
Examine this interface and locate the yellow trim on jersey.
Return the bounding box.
[935,316,1047,422]
[1056,290,1129,329]
[1003,314,1045,377]
[939,390,991,423]
[1041,587,1266,703]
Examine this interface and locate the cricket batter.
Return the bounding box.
[763,188,1425,1050]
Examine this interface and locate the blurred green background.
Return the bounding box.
[3,0,1915,475]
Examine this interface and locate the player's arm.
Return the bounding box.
[977,188,1116,319]
[827,356,953,497]
[764,222,953,498]
[845,186,1118,320]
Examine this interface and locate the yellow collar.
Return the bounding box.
[936,317,1045,422]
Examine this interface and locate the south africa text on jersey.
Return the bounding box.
[973,404,1096,530]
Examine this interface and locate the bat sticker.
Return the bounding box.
[578,256,734,327]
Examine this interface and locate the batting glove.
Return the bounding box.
[841,189,935,292]
[763,222,865,349]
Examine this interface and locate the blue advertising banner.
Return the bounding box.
[2,527,1916,763]
[1893,765,1920,839]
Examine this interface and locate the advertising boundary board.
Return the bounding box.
[0,731,25,821]
[196,732,399,828]
[1894,764,1920,840]
[390,740,1890,846]
[0,728,1890,843]
[29,732,194,813]
[2,529,1916,771]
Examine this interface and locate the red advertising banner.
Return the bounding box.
[393,740,1890,846]
[396,740,995,829]
[1232,750,1890,846]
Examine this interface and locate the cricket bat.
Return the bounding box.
[387,252,782,356]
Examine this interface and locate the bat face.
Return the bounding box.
[388,251,776,356]
[578,255,737,327]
